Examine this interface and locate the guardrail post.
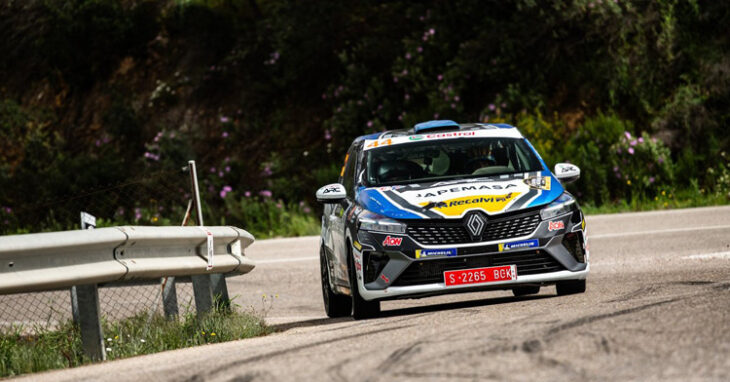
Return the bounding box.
[161,277,179,319]
[210,273,230,311]
[187,160,230,313]
[191,274,213,315]
[75,284,106,361]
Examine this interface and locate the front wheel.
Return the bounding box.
[348,245,380,320]
[320,247,351,318]
[512,285,540,297]
[556,279,587,296]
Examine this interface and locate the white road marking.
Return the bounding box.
[255,256,319,264]
[590,224,730,239]
[683,252,730,260]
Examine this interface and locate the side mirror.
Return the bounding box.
[316,183,347,203]
[554,163,580,184]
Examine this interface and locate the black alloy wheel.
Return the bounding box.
[320,247,351,317]
[556,279,587,296]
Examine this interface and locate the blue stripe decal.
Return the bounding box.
[527,170,564,208]
[357,189,424,219]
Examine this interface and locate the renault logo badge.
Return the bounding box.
[465,212,486,239]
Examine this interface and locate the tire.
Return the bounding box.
[556,279,587,296]
[320,247,351,318]
[512,285,540,297]
[347,245,380,320]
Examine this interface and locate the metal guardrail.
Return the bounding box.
[0,225,255,361]
[0,226,255,294]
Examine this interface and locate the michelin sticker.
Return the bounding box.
[415,248,457,259]
[498,239,539,252]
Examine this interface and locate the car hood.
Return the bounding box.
[356,170,563,220]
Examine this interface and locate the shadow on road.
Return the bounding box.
[271,294,555,332]
[380,294,553,318]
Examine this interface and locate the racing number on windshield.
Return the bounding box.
[365,139,392,149]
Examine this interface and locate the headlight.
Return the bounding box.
[540,192,576,220]
[358,217,407,234]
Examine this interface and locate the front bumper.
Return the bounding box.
[353,210,589,301]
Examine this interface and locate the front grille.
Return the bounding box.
[392,250,565,286]
[406,210,541,245]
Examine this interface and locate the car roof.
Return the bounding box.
[354,121,525,146]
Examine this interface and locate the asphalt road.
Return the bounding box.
[21,206,730,381]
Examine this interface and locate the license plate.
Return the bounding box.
[444,265,517,287]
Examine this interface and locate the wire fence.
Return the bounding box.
[0,163,204,332]
[0,281,197,332]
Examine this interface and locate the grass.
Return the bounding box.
[582,189,730,215]
[0,307,271,378]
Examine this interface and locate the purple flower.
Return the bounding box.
[488,103,496,111]
[501,102,507,108]
[262,166,272,176]
[437,74,443,81]
[3,207,12,214]
[276,202,283,209]
[658,157,664,164]
[617,147,622,154]
[303,207,312,213]
[613,166,619,172]
[630,140,637,146]
[451,103,456,109]
[367,121,373,128]
[401,69,408,76]
[454,95,460,102]
[393,77,399,83]
[225,166,231,173]
[433,113,439,119]
[405,53,412,60]
[324,130,332,141]
[398,115,403,121]
[259,190,272,198]
[223,185,232,192]
[95,140,101,147]
[628,147,635,155]
[210,167,216,173]
[321,93,327,100]
[429,28,435,35]
[218,171,224,178]
[422,35,428,41]
[404,94,410,100]
[219,190,228,198]
[220,116,230,123]
[417,46,423,53]
[638,137,644,143]
[244,191,251,197]
[134,208,142,221]
[649,177,655,183]
[222,131,229,138]
[624,131,632,139]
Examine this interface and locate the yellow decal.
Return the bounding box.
[415,249,422,259]
[498,243,505,252]
[421,192,521,216]
[353,241,362,250]
[340,153,349,177]
[581,218,586,230]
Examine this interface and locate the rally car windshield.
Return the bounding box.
[363,138,543,186]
